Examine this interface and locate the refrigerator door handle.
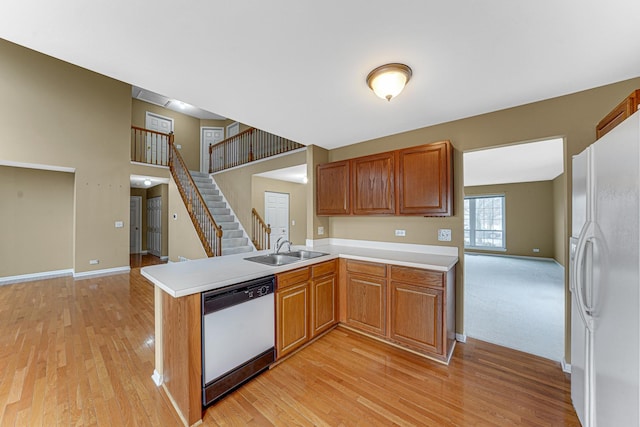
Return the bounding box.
[573,221,595,331]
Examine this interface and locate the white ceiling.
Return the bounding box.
[132,86,226,121]
[130,175,169,189]
[464,138,564,187]
[254,165,308,184]
[1,1,639,151]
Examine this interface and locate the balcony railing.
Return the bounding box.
[209,127,304,173]
[131,126,170,166]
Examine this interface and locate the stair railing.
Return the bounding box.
[209,127,304,173]
[251,208,271,250]
[168,134,223,257]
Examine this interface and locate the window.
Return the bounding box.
[464,195,505,249]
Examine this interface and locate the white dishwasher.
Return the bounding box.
[201,275,275,406]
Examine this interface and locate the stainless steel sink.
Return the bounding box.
[245,250,328,266]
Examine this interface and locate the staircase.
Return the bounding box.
[190,171,254,256]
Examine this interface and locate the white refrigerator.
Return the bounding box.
[570,110,640,426]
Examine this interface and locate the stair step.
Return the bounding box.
[212,214,234,223]
[222,246,254,256]
[218,222,239,230]
[223,229,244,239]
[222,237,249,247]
[198,188,219,196]
[210,207,230,216]
[202,195,222,202]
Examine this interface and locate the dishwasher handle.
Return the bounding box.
[202,276,275,315]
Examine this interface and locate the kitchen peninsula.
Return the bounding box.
[142,239,458,426]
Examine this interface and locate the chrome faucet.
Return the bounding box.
[274,237,292,254]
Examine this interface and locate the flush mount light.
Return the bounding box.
[144,179,151,186]
[366,63,412,101]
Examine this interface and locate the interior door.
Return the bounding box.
[147,196,162,257]
[130,196,142,254]
[145,112,173,165]
[200,127,224,173]
[265,192,289,244]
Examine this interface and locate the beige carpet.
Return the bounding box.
[464,253,565,361]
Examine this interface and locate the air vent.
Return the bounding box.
[133,87,171,107]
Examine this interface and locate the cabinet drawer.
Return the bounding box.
[277,267,310,289]
[390,266,443,288]
[312,259,337,278]
[346,260,387,277]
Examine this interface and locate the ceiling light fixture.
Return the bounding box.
[366,63,412,101]
[144,179,151,186]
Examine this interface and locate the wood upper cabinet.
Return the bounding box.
[276,268,310,359]
[397,141,453,216]
[316,140,453,216]
[317,160,350,215]
[351,152,395,215]
[345,260,387,337]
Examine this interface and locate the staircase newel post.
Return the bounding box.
[216,228,223,256]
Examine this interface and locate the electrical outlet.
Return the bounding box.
[89,259,99,265]
[438,229,452,241]
[533,248,540,253]
[115,220,124,228]
[395,229,406,237]
[317,226,325,235]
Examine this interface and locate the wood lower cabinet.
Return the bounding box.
[342,260,456,363]
[345,260,387,337]
[276,260,338,359]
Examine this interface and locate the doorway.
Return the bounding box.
[462,138,565,361]
[130,196,142,254]
[265,191,289,244]
[147,196,162,257]
[200,127,224,174]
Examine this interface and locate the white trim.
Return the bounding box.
[455,333,467,343]
[151,370,163,386]
[129,161,169,170]
[200,126,224,174]
[464,252,559,263]
[0,269,73,286]
[561,359,571,374]
[73,266,130,279]
[0,160,75,173]
[160,256,169,261]
[306,238,458,257]
[208,175,256,250]
[145,111,174,132]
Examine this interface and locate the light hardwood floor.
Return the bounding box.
[0,268,580,426]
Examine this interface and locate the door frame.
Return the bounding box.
[145,111,174,133]
[200,126,225,174]
[226,121,240,137]
[130,196,142,254]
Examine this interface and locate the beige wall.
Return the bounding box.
[251,177,307,247]
[464,181,555,258]
[307,145,330,240]
[0,39,132,274]
[168,178,207,262]
[213,150,308,235]
[0,166,74,276]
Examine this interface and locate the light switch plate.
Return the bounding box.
[395,229,406,237]
[438,229,452,241]
[317,226,325,235]
[115,220,124,228]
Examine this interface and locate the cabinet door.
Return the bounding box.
[311,274,337,337]
[397,141,452,216]
[346,273,386,336]
[351,152,395,215]
[317,161,350,215]
[389,281,443,355]
[276,282,309,359]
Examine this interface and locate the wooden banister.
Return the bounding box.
[131,126,171,166]
[209,127,304,173]
[251,208,271,251]
[168,134,223,257]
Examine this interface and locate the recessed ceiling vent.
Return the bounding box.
[132,86,171,107]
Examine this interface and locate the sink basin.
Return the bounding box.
[245,250,328,266]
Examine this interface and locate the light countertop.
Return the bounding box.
[141,240,459,298]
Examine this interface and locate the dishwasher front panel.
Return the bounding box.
[202,293,275,384]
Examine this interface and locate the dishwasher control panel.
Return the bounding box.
[202,275,275,315]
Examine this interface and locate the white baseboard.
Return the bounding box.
[73,266,130,279]
[160,256,169,261]
[151,370,163,386]
[0,269,73,286]
[561,359,571,374]
[456,333,467,343]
